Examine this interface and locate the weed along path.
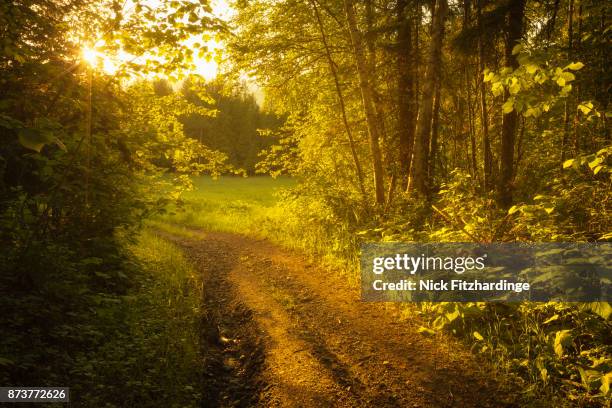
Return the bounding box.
[161,229,514,408]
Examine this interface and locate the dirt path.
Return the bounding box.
[162,230,516,408]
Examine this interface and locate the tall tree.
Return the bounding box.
[476,0,493,190]
[429,82,441,183]
[463,0,479,184]
[498,0,526,208]
[344,0,386,205]
[397,0,417,191]
[410,0,447,198]
[561,0,574,162]
[309,0,367,199]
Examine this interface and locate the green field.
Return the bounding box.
[152,174,361,286]
[153,175,296,235]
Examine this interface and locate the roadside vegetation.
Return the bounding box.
[1,227,204,406]
[74,231,205,407]
[156,174,611,406]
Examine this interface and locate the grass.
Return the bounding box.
[153,175,359,283]
[155,175,295,234]
[73,230,205,407]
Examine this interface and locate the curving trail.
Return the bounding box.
[161,230,516,408]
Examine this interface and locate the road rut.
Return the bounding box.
[162,230,515,408]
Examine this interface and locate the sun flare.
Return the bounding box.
[82,47,99,65]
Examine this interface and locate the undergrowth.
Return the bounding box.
[75,230,205,407]
[0,229,205,407]
[156,173,611,407]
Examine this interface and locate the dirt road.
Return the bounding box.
[162,230,515,408]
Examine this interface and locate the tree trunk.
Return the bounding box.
[365,0,389,176]
[561,0,574,163]
[464,0,478,185]
[309,0,367,199]
[429,82,441,184]
[344,0,385,205]
[498,0,525,208]
[410,0,447,198]
[546,0,561,41]
[397,0,417,190]
[477,0,492,190]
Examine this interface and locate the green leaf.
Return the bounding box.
[502,98,514,114]
[511,44,523,55]
[566,61,584,70]
[585,302,611,320]
[578,367,602,391]
[508,205,520,215]
[509,79,521,95]
[540,367,549,382]
[542,314,559,324]
[588,157,602,169]
[445,308,460,323]
[473,331,484,341]
[600,232,612,240]
[432,316,448,330]
[417,326,436,336]
[491,82,504,97]
[18,128,53,152]
[562,159,574,168]
[601,372,611,396]
[535,73,548,84]
[578,102,593,115]
[553,330,572,357]
[556,77,566,87]
[561,71,575,82]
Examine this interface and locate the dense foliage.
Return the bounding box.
[0,0,225,403]
[230,0,611,404]
[182,79,283,173]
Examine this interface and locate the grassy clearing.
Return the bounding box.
[73,230,204,407]
[156,175,294,234]
[153,175,359,282]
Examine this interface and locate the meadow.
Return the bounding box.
[153,176,296,234]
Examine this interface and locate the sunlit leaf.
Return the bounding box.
[511,44,523,55]
[417,326,436,336]
[542,314,559,324]
[578,102,593,115]
[553,330,572,357]
[562,159,574,168]
[566,61,584,70]
[502,98,514,113]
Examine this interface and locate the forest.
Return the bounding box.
[0,0,610,407]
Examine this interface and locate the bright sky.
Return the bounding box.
[191,0,234,79]
[83,0,233,81]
